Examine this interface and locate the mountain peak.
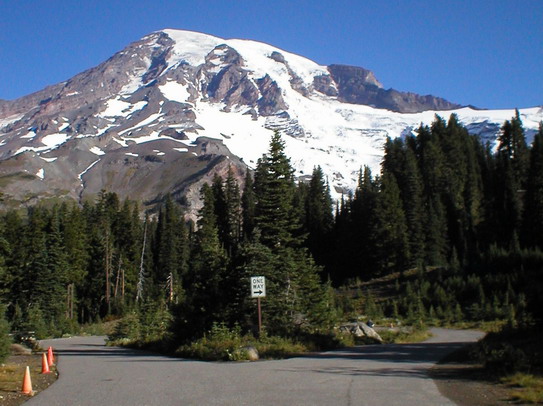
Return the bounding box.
[0,29,541,215]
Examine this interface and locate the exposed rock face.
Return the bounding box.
[269,51,311,97]
[203,45,259,109]
[328,64,462,113]
[313,74,338,97]
[0,29,539,216]
[257,74,288,115]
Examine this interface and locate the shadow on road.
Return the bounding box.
[52,344,184,361]
[301,341,472,364]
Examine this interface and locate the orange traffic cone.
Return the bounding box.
[47,346,55,366]
[41,353,51,374]
[21,366,33,395]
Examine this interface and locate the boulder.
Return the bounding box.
[339,322,383,343]
[235,346,259,361]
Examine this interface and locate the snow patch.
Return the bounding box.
[173,147,188,153]
[125,152,139,157]
[90,146,105,156]
[100,98,148,118]
[21,131,37,139]
[14,146,40,155]
[78,159,100,181]
[163,29,222,66]
[118,113,162,135]
[36,168,44,179]
[40,156,57,162]
[112,137,128,147]
[0,113,24,130]
[125,132,190,145]
[41,133,69,148]
[159,81,191,104]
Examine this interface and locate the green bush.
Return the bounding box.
[0,305,11,363]
[471,325,543,375]
[176,323,245,361]
[253,333,307,359]
[107,302,173,348]
[108,312,141,343]
[175,324,325,361]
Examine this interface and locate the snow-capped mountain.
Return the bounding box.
[0,29,541,214]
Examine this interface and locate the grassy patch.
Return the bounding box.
[0,364,21,390]
[0,172,35,188]
[174,324,312,361]
[469,325,543,375]
[79,319,119,336]
[502,373,543,404]
[434,319,506,333]
[253,335,307,359]
[378,326,432,344]
[0,354,58,405]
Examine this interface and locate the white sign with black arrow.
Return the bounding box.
[250,276,266,298]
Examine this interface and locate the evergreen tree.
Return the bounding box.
[228,234,277,331]
[62,203,89,320]
[339,166,378,281]
[498,110,529,187]
[254,131,301,249]
[372,172,409,274]
[211,174,228,248]
[241,169,256,240]
[42,207,70,327]
[418,125,448,265]
[495,150,523,247]
[251,132,333,333]
[0,214,11,299]
[0,305,11,363]
[522,123,543,248]
[181,183,227,339]
[154,195,188,303]
[398,147,425,265]
[223,167,242,254]
[21,207,50,318]
[304,166,334,265]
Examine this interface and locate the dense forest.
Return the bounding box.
[0,112,542,347]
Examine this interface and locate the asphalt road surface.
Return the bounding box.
[28,328,483,406]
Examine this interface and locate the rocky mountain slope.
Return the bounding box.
[0,29,541,215]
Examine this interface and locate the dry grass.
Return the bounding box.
[0,354,58,405]
[378,327,432,344]
[503,373,543,404]
[0,364,22,390]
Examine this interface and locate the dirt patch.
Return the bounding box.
[430,361,522,405]
[0,353,58,406]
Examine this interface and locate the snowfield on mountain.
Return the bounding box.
[0,29,541,213]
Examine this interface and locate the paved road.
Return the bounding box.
[28,328,483,406]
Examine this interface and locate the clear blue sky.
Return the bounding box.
[1,0,541,109]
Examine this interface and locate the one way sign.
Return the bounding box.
[250,276,266,298]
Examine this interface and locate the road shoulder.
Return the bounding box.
[430,354,516,405]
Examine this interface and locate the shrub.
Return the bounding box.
[0,306,11,363]
[108,312,141,343]
[175,324,320,361]
[176,323,245,361]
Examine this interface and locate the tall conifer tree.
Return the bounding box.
[241,170,256,240]
[254,131,300,249]
[522,123,543,248]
